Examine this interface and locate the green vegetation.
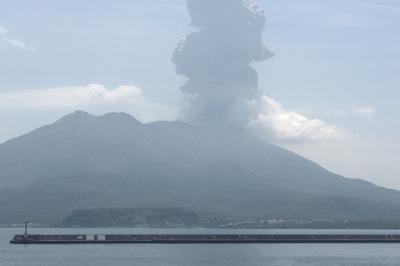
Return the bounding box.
[60,208,400,229]
[62,208,200,227]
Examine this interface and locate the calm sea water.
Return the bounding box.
[2,228,400,266]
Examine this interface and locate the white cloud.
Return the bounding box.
[0,84,179,123]
[1,38,36,51]
[0,25,36,51]
[0,84,140,109]
[352,106,376,117]
[359,3,400,12]
[0,25,8,35]
[249,96,343,141]
[316,105,377,118]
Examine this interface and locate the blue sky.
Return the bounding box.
[0,0,399,188]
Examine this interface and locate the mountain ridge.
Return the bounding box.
[1,111,400,225]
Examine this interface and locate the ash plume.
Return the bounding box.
[173,0,274,125]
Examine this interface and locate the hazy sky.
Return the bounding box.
[0,0,399,189]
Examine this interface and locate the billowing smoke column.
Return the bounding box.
[173,0,274,125]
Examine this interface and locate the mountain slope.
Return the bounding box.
[1,111,400,224]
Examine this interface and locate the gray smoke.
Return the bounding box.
[173,0,274,125]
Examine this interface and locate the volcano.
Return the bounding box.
[1,111,400,225]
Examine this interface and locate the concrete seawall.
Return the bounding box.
[10,234,400,244]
